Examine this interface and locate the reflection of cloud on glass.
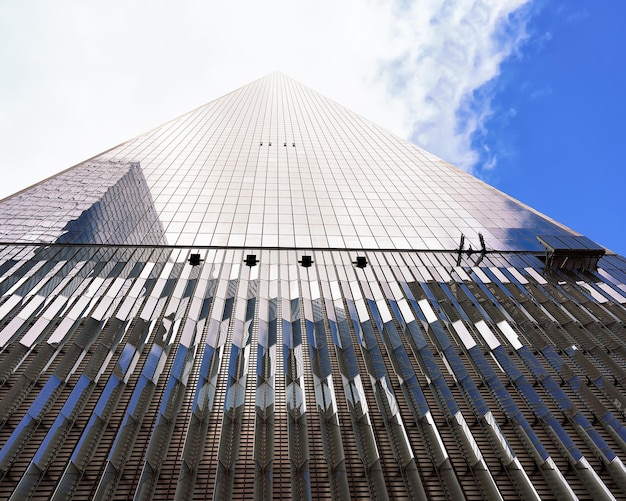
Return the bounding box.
[496,198,579,251]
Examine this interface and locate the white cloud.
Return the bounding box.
[0,0,533,199]
[373,0,533,173]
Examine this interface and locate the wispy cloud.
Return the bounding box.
[528,86,554,101]
[373,0,534,173]
[0,0,534,198]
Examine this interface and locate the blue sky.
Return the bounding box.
[0,1,623,253]
[479,2,626,254]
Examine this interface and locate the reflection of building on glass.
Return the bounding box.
[57,161,167,246]
[0,160,166,246]
[0,73,626,501]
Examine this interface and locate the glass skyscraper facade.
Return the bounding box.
[1,73,626,500]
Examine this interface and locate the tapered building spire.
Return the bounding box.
[0,74,625,501]
[1,73,572,251]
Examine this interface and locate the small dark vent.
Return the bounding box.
[299,255,313,268]
[538,235,605,271]
[244,254,259,267]
[353,256,367,268]
[188,253,202,266]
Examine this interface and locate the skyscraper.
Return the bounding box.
[1,72,626,500]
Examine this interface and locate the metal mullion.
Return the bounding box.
[381,253,508,500]
[412,276,576,500]
[0,246,66,300]
[133,251,214,501]
[214,252,260,501]
[91,257,189,500]
[0,247,99,350]
[319,252,389,501]
[0,251,145,477]
[300,256,349,500]
[468,301,612,501]
[49,251,172,498]
[253,250,278,501]
[8,251,158,499]
[343,252,430,500]
[280,255,312,501]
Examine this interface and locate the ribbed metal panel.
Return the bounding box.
[0,245,625,500]
[2,73,626,500]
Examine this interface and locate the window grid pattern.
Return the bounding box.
[1,73,625,500]
[1,74,573,251]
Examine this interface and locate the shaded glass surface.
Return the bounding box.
[0,73,573,251]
